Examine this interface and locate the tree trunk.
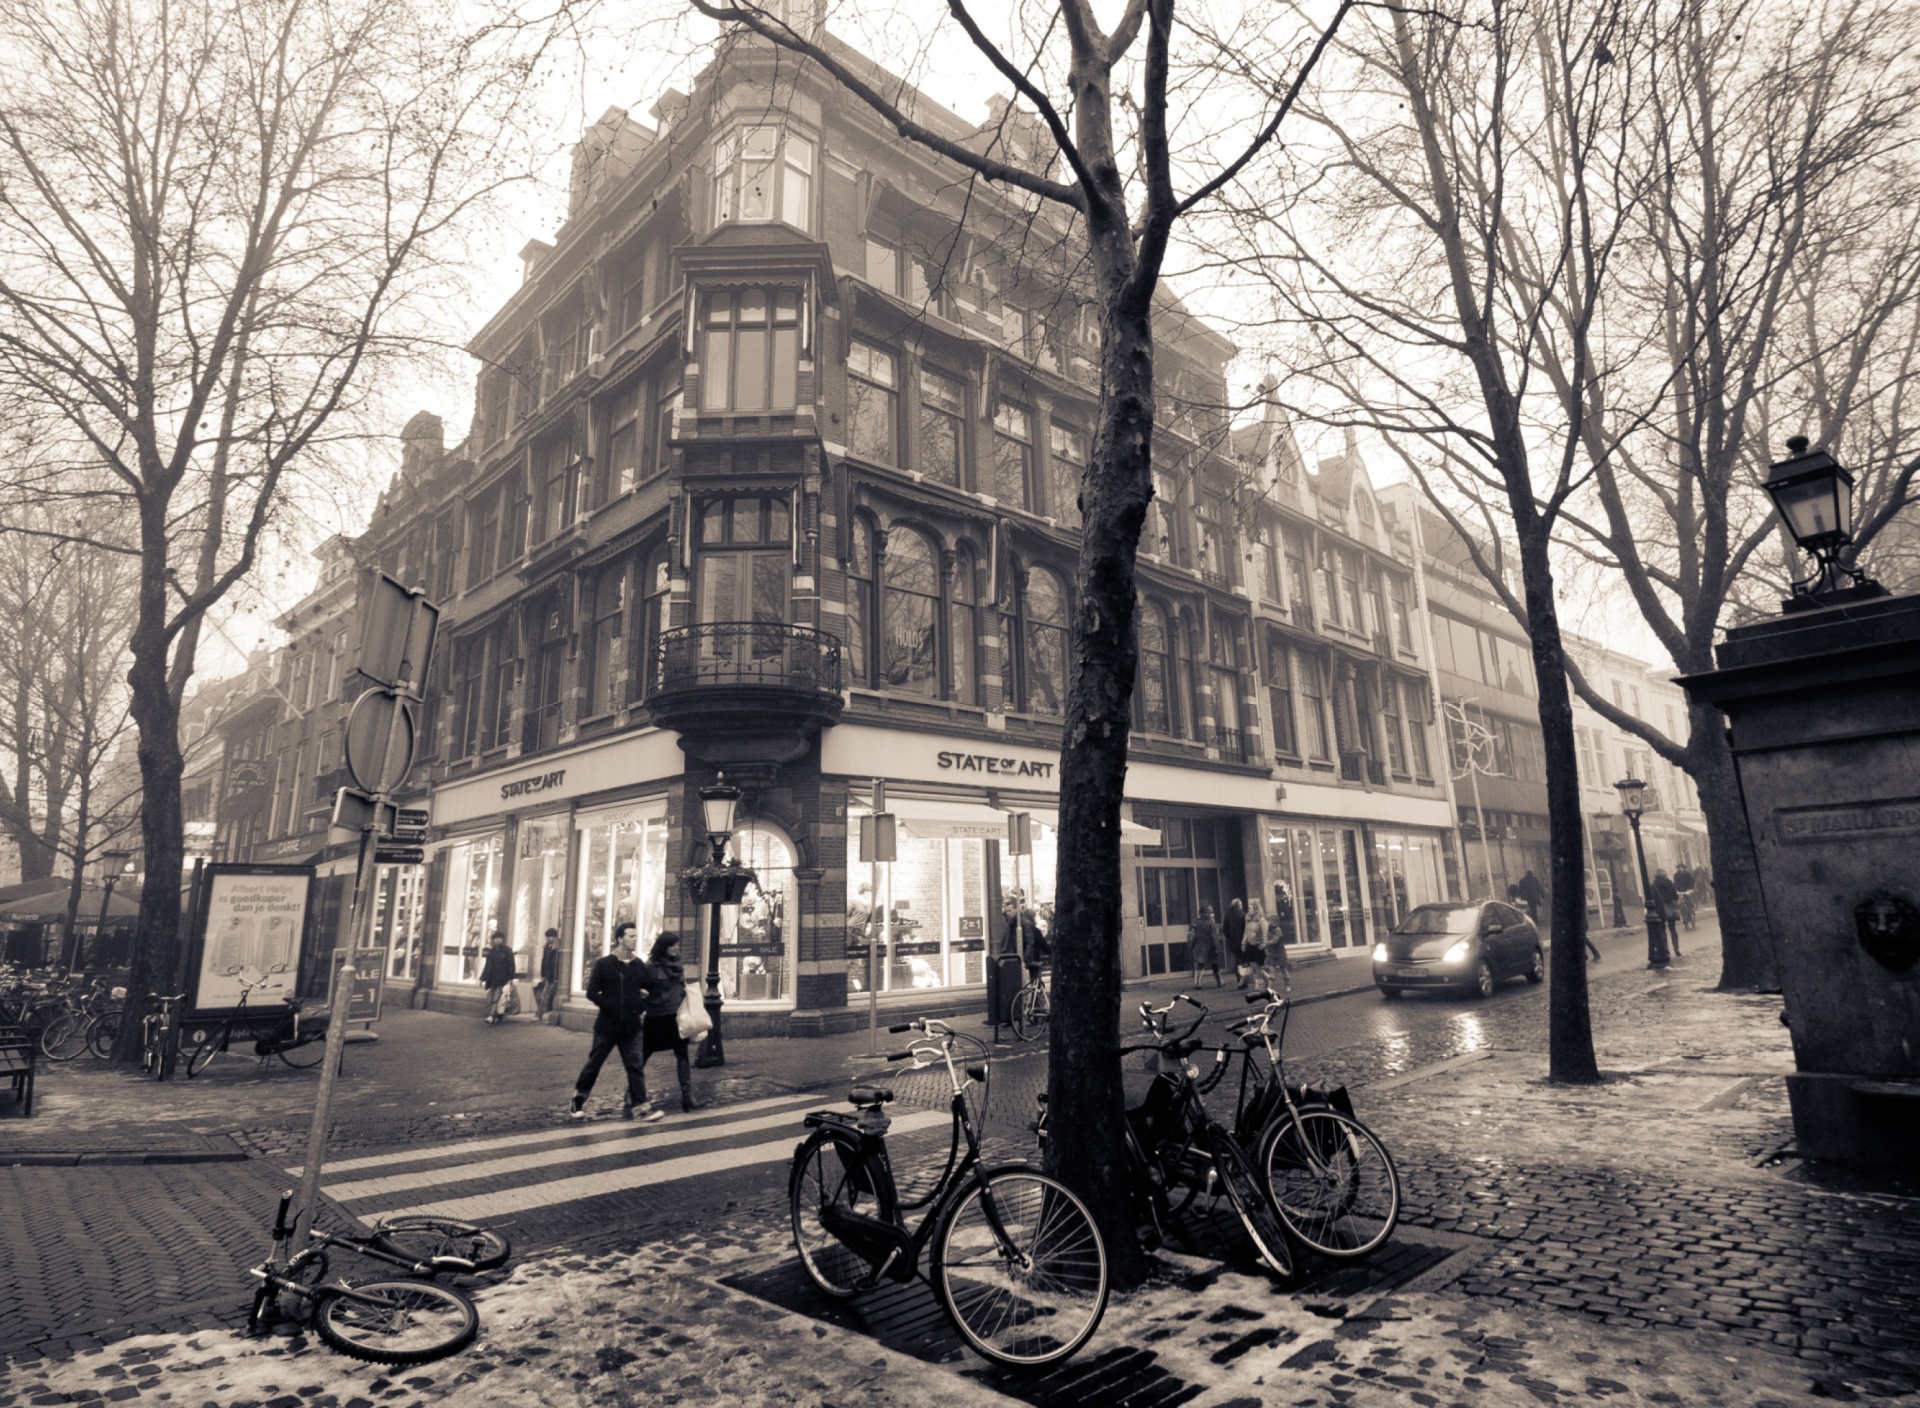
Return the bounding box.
[1686,704,1777,991]
[1045,278,1154,1292]
[1516,530,1600,1084]
[112,508,187,1060]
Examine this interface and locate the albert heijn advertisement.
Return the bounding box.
[183,863,318,1017]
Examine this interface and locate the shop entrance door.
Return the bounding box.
[1132,814,1231,976]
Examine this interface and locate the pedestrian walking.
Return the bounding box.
[1652,869,1683,957]
[1188,905,1223,987]
[481,931,516,1025]
[569,922,654,1121]
[637,932,699,1115]
[535,928,562,1017]
[1222,898,1248,983]
[1238,899,1271,993]
[1516,869,1548,923]
[1584,926,1603,965]
[1672,865,1697,930]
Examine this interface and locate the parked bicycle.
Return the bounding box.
[789,1015,1108,1368]
[248,1191,486,1364]
[141,992,184,1079]
[83,992,128,1059]
[1010,966,1049,1042]
[37,977,119,1061]
[1211,993,1400,1259]
[1038,993,1293,1279]
[183,965,327,1075]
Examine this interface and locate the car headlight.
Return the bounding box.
[1441,939,1470,964]
[1371,943,1389,962]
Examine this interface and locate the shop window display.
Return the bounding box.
[709,821,797,1005]
[438,834,504,984]
[512,816,569,978]
[576,808,669,996]
[850,811,990,993]
[371,864,426,981]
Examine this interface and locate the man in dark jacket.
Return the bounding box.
[1652,869,1683,957]
[1515,870,1548,923]
[569,922,655,1121]
[535,928,562,1017]
[481,931,516,1025]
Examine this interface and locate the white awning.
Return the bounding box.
[865,798,1016,840]
[1024,810,1163,847]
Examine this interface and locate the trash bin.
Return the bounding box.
[986,953,1023,1028]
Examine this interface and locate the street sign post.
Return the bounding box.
[296,572,439,1246]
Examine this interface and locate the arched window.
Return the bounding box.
[882,527,940,697]
[845,516,875,687]
[1136,600,1173,735]
[948,547,976,704]
[1023,567,1069,716]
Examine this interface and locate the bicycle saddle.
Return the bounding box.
[848,1085,895,1107]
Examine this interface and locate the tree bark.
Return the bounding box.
[1685,703,1776,990]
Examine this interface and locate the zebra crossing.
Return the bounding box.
[288,1092,950,1225]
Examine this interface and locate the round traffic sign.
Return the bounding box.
[344,688,417,794]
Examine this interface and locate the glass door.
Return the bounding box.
[695,497,790,680]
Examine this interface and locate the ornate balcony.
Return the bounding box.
[647,622,844,770]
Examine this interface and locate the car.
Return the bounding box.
[1371,900,1545,999]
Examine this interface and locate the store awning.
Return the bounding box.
[1025,811,1164,847]
[889,799,1018,840]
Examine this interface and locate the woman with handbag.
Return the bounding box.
[636,932,701,1115]
[480,931,517,1025]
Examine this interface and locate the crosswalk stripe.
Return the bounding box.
[368,1110,952,1222]
[289,1092,826,1178]
[324,1106,845,1203]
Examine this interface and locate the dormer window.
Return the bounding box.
[713,125,815,234]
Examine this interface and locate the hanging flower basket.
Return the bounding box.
[679,861,757,907]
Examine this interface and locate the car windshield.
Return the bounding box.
[1393,906,1481,936]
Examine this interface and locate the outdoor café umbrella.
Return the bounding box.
[0,880,140,925]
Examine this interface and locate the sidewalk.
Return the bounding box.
[4,920,1915,1405]
[0,945,1381,1165]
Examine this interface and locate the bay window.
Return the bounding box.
[713,126,816,234]
[701,287,800,411]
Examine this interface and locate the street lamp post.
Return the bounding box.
[1615,779,1669,968]
[694,778,742,1068]
[71,850,133,975]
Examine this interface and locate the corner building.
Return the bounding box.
[330,31,1461,1035]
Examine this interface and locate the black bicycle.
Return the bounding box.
[1209,993,1400,1259]
[1042,993,1293,1279]
[140,992,184,1079]
[248,1191,486,1364]
[789,1016,1108,1368]
[1011,966,1050,1042]
[183,966,327,1075]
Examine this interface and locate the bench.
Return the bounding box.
[0,1024,35,1115]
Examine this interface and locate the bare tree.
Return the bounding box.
[1213,0,1664,1081]
[0,0,538,1052]
[1519,0,1920,991]
[685,0,1351,1277]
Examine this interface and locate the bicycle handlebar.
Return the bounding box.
[272,1190,294,1240]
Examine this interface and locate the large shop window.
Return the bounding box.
[713,126,815,232]
[575,806,669,996]
[370,864,426,982]
[850,810,992,994]
[438,833,504,984]
[1265,822,1370,950]
[512,816,568,977]
[700,288,800,412]
[1366,829,1446,935]
[707,821,798,1005]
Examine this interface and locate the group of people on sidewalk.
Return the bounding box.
[1185,895,1294,994]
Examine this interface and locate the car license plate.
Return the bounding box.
[1391,965,1426,978]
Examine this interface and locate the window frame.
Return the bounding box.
[587,562,628,719]
[1046,422,1085,527]
[1263,629,1297,757]
[879,526,941,698]
[917,368,966,488]
[699,286,801,412]
[712,124,816,234]
[992,402,1033,510]
[847,339,898,464]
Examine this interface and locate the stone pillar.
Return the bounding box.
[1679,593,1920,1167]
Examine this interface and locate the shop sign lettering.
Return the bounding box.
[501,769,567,801]
[935,750,1054,779]
[1775,797,1920,844]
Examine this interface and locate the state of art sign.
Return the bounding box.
[936,750,1055,779]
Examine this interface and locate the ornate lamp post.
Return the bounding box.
[71,850,133,975]
[1764,436,1887,611]
[1614,778,1669,969]
[686,777,747,1068]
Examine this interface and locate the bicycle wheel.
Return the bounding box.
[86,1009,122,1059]
[1207,1125,1293,1279]
[1011,985,1049,1042]
[789,1128,880,1299]
[931,1166,1109,1368]
[376,1216,511,1272]
[185,1024,223,1078]
[1260,1109,1399,1260]
[313,1279,478,1364]
[39,1012,86,1061]
[157,1015,178,1080]
[279,1024,327,1068]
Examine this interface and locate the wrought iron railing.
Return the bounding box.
[1338,751,1366,783]
[1213,725,1261,766]
[1366,758,1388,786]
[651,621,843,697]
